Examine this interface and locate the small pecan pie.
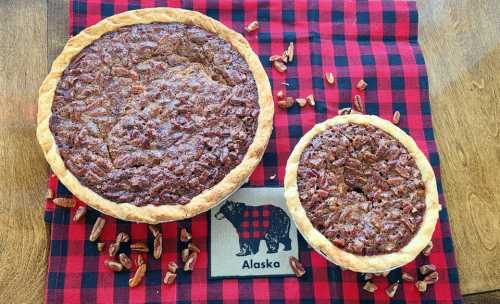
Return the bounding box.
[284,114,440,272]
[37,8,273,223]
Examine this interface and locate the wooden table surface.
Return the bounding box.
[0,0,499,302]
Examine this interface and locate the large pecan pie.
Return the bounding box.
[37,8,273,223]
[284,114,440,272]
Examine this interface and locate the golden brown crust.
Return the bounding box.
[37,8,274,223]
[284,114,440,273]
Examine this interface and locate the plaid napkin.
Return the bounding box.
[44,0,463,302]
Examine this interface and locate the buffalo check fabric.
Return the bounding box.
[43,0,463,303]
[239,205,272,240]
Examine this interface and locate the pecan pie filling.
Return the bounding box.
[50,23,259,206]
[297,123,426,256]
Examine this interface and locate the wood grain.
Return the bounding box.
[0,0,499,302]
[418,0,500,295]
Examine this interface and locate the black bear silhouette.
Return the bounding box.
[214,201,292,256]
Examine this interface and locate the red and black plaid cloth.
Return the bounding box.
[44,0,463,303]
[239,206,271,240]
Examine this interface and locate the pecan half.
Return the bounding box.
[392,110,401,125]
[424,271,439,285]
[273,60,287,73]
[73,206,87,222]
[163,272,177,285]
[116,232,130,243]
[306,94,315,106]
[53,198,76,208]
[286,42,294,62]
[97,242,105,252]
[136,254,145,267]
[415,280,427,292]
[184,252,198,271]
[353,95,364,112]
[296,98,307,107]
[181,248,190,263]
[89,217,106,242]
[148,225,161,238]
[129,263,147,288]
[419,264,436,276]
[289,256,306,278]
[131,242,149,253]
[363,281,377,293]
[188,242,201,253]
[244,21,259,32]
[153,233,162,260]
[45,189,54,199]
[278,97,294,109]
[422,241,433,256]
[356,79,368,91]
[180,228,191,243]
[325,72,335,85]
[338,107,352,115]
[119,253,132,270]
[402,272,415,282]
[168,261,178,273]
[104,259,123,272]
[276,90,284,100]
[364,273,373,280]
[108,242,120,257]
[385,281,399,298]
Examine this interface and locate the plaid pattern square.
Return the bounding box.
[43,0,464,302]
[239,206,272,240]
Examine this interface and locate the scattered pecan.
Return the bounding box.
[104,259,123,272]
[129,263,147,288]
[402,272,415,282]
[392,110,401,125]
[108,242,120,257]
[184,252,198,271]
[168,261,178,273]
[273,60,287,72]
[364,273,373,280]
[181,248,190,263]
[424,271,439,285]
[136,254,145,267]
[97,242,105,252]
[415,280,427,292]
[296,98,307,107]
[53,198,76,208]
[269,54,284,62]
[325,72,335,85]
[385,281,399,298]
[306,94,315,106]
[73,206,87,222]
[245,21,259,32]
[119,253,132,270]
[338,107,352,115]
[163,272,177,285]
[153,233,162,260]
[353,95,364,112]
[188,242,201,253]
[286,42,294,62]
[289,256,306,278]
[89,217,106,242]
[356,79,368,91]
[131,242,149,253]
[422,241,433,256]
[45,189,54,199]
[363,281,377,293]
[148,225,161,238]
[180,228,191,243]
[282,50,289,63]
[116,232,130,243]
[276,90,284,100]
[278,97,295,109]
[419,264,436,276]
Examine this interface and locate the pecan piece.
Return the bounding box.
[419,264,436,276]
[296,98,307,107]
[273,60,287,72]
[402,272,415,282]
[168,261,178,273]
[153,233,162,259]
[136,254,145,267]
[188,242,201,254]
[181,248,190,263]
[325,72,335,84]
[45,189,54,199]
[289,256,306,278]
[53,198,76,208]
[104,259,123,272]
[244,21,259,32]
[364,273,373,280]
[108,242,120,257]
[415,280,427,292]
[131,242,149,253]
[276,90,284,100]
[422,241,433,256]
[180,228,191,243]
[286,42,294,62]
[73,206,87,222]
[97,242,105,252]
[148,225,161,238]
[278,97,294,109]
[184,252,198,271]
[116,232,130,243]
[89,217,106,241]
[119,253,132,270]
[385,281,399,298]
[363,281,377,293]
[306,94,315,106]
[338,107,352,115]
[163,271,177,285]
[424,271,439,285]
[269,54,284,62]
[353,95,364,112]
[392,110,401,124]
[356,79,368,91]
[129,263,147,288]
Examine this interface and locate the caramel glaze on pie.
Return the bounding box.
[49,23,259,206]
[297,123,426,256]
